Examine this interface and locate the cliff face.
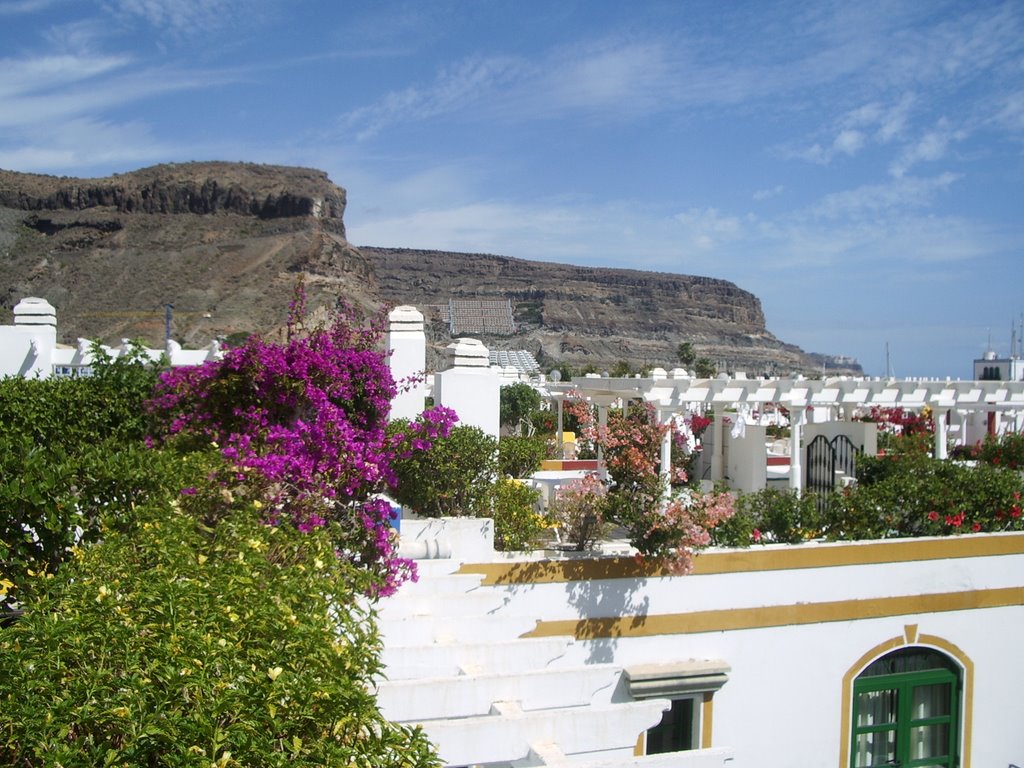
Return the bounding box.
[361,247,820,374]
[0,163,859,375]
[0,162,347,224]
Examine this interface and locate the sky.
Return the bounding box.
[1,0,1022,379]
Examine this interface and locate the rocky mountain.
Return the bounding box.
[0,162,860,376]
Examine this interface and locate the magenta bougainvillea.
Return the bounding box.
[148,290,455,596]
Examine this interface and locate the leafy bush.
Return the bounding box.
[0,439,210,609]
[824,452,1024,539]
[499,382,542,434]
[0,503,440,767]
[973,430,1024,469]
[389,424,498,517]
[546,474,609,551]
[0,346,179,610]
[711,488,823,547]
[491,478,545,551]
[0,342,159,452]
[562,398,735,569]
[498,435,549,478]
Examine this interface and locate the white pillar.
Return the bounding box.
[933,407,949,460]
[434,338,500,439]
[659,407,673,496]
[711,405,725,483]
[386,306,427,421]
[789,406,807,493]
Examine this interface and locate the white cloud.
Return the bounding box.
[341,55,523,140]
[108,0,253,35]
[812,172,959,221]
[545,39,677,114]
[889,120,968,177]
[753,185,785,201]
[673,208,744,250]
[0,117,169,172]
[0,53,130,99]
[833,129,865,156]
[0,0,65,15]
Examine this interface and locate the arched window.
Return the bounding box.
[851,647,961,767]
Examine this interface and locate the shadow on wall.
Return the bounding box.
[484,558,650,665]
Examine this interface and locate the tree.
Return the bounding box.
[676,342,696,366]
[694,357,717,378]
[389,423,498,517]
[499,382,542,434]
[498,434,549,478]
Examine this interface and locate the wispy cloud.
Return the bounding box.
[108,0,256,36]
[341,55,524,140]
[889,120,968,177]
[0,117,168,172]
[753,185,785,201]
[0,0,65,16]
[811,173,960,221]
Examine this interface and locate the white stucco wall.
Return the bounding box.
[443,534,1024,767]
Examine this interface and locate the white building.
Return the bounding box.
[381,518,1024,767]
[379,310,1024,767]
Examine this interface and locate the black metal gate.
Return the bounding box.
[805,434,860,512]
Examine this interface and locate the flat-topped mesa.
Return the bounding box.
[0,162,346,225]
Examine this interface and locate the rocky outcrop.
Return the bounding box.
[0,163,860,375]
[0,162,346,228]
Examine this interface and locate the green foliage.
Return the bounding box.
[973,430,1024,469]
[0,439,210,608]
[498,435,549,478]
[491,478,545,552]
[545,474,609,551]
[711,488,823,547]
[499,382,542,434]
[0,504,440,767]
[0,343,159,452]
[389,423,498,517]
[694,357,717,378]
[676,342,696,366]
[824,452,1024,539]
[0,347,174,608]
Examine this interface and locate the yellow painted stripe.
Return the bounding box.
[520,586,1024,640]
[457,533,1024,585]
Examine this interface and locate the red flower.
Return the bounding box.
[1011,505,1022,519]
[971,522,982,532]
[752,528,762,543]
[927,511,939,522]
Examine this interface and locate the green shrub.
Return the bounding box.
[0,439,210,608]
[0,503,440,767]
[824,452,1024,539]
[499,382,541,434]
[498,435,549,478]
[973,430,1024,469]
[491,478,545,551]
[0,346,171,609]
[0,343,159,451]
[710,488,822,547]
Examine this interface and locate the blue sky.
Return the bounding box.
[2,0,1022,378]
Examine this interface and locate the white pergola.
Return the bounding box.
[547,372,1024,492]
